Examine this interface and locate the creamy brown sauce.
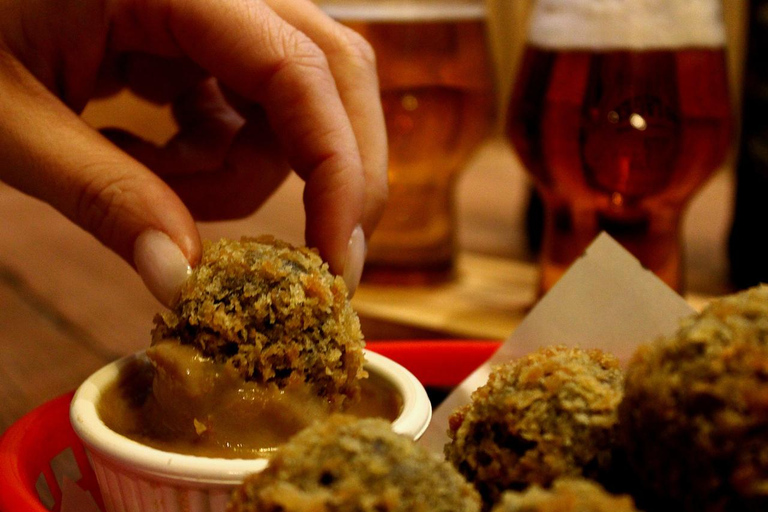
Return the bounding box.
[98,344,402,459]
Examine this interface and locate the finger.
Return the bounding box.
[93,53,207,103]
[100,78,238,177]
[123,54,208,105]
[169,116,292,221]
[265,0,389,238]
[0,57,198,306]
[103,85,291,220]
[164,78,245,176]
[104,128,290,220]
[110,0,368,287]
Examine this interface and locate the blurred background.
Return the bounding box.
[0,0,752,432]
[74,0,748,296]
[1,0,750,343]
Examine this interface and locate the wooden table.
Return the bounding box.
[0,115,737,434]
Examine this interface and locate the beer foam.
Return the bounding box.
[321,1,486,22]
[528,0,726,50]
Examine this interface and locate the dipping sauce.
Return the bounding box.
[98,342,402,459]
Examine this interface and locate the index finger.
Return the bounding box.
[111,0,366,279]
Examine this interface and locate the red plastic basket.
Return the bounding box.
[0,340,500,512]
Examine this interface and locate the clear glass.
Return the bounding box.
[507,0,733,294]
[322,0,497,285]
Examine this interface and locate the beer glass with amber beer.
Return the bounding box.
[322,0,496,285]
[507,0,732,293]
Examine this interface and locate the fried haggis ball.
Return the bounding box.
[491,478,640,512]
[227,415,482,512]
[445,346,624,509]
[151,236,366,407]
[619,285,768,512]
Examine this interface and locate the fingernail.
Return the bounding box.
[134,230,192,307]
[343,225,366,297]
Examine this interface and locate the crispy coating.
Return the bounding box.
[151,236,366,407]
[445,346,624,509]
[491,479,640,512]
[227,415,482,512]
[619,285,768,512]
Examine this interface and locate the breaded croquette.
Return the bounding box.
[491,478,640,512]
[151,236,367,407]
[227,415,482,512]
[619,284,768,512]
[445,346,624,509]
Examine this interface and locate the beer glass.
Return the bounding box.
[507,0,732,294]
[322,0,496,285]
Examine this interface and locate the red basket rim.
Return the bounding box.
[0,391,77,512]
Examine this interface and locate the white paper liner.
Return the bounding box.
[419,232,697,453]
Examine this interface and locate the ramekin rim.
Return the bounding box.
[70,348,431,484]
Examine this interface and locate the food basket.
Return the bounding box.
[0,340,501,512]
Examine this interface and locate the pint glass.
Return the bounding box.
[507,0,732,293]
[323,0,496,285]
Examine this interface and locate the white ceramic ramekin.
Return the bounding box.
[71,349,431,512]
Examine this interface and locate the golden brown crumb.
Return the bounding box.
[227,415,482,512]
[151,236,367,407]
[619,284,768,512]
[445,346,624,509]
[491,479,640,512]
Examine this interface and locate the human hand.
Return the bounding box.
[0,0,387,304]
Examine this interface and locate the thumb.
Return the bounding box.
[0,59,199,306]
